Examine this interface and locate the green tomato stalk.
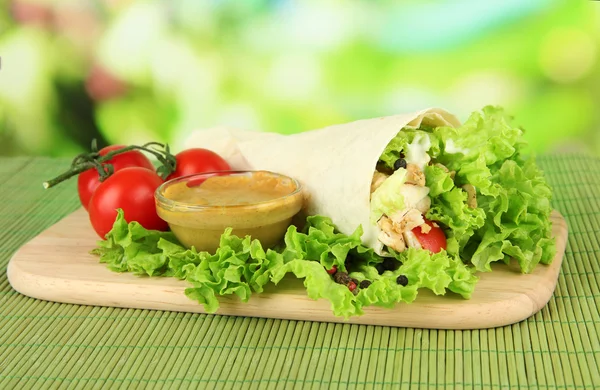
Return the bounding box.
[43,139,177,189]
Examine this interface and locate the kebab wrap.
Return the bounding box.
[186,106,555,275]
[186,108,457,253]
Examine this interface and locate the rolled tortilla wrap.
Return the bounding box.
[184,108,461,255]
[184,126,281,170]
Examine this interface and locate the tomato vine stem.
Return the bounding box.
[43,141,177,189]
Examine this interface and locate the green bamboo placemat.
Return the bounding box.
[0,155,599,390]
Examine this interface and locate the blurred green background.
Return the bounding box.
[0,0,599,157]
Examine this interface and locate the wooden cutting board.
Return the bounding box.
[7,208,568,329]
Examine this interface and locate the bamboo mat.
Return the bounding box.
[0,155,598,390]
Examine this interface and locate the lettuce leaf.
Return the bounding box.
[346,247,477,310]
[433,107,555,273]
[379,130,410,169]
[182,230,284,311]
[91,209,179,276]
[434,106,527,169]
[424,164,486,254]
[92,210,283,313]
[379,127,440,170]
[270,220,478,318]
[406,107,555,273]
[466,158,556,273]
[370,168,407,224]
[270,259,361,318]
[281,215,374,272]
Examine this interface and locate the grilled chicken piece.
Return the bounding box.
[390,208,425,233]
[414,196,431,214]
[377,216,406,252]
[371,171,389,194]
[398,184,430,210]
[413,222,432,234]
[375,170,434,253]
[403,230,422,249]
[405,164,426,186]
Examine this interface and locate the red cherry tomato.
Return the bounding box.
[88,167,168,238]
[411,219,447,254]
[347,281,357,292]
[326,265,338,275]
[77,145,154,210]
[166,148,231,181]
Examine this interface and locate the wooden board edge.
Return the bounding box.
[4,259,544,330]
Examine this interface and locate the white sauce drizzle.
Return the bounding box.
[445,139,470,155]
[404,132,432,171]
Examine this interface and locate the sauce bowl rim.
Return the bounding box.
[154,169,304,212]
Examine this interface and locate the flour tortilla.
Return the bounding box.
[184,108,461,254]
[184,125,282,170]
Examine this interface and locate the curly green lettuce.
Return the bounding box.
[379,125,440,170]
[370,168,408,224]
[93,211,478,318]
[182,231,284,312]
[93,210,283,313]
[91,209,179,276]
[435,107,555,273]
[269,216,477,318]
[378,105,556,274]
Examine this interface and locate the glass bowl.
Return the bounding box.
[155,170,304,252]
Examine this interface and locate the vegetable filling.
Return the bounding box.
[371,106,555,275]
